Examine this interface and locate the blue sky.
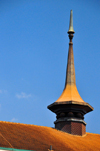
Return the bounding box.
[0,0,100,134]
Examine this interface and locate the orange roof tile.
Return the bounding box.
[0,121,99,151]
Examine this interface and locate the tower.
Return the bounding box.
[47,10,93,136]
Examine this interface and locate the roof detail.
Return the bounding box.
[0,121,99,151]
[56,10,84,103]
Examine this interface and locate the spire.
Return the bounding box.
[65,10,75,87]
[56,10,84,103]
[68,10,75,34]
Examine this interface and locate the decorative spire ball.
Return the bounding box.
[47,10,93,136]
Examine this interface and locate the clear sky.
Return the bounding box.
[0,0,100,134]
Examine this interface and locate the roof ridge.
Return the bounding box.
[0,121,36,126]
[0,121,52,128]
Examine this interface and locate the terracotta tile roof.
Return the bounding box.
[0,121,99,151]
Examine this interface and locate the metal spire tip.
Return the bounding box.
[68,10,75,34]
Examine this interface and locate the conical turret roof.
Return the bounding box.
[56,10,84,103]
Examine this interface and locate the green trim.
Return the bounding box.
[0,147,35,151]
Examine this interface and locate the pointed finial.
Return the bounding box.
[68,10,75,34]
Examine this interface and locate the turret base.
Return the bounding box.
[54,118,86,136]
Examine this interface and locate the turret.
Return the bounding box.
[47,10,93,136]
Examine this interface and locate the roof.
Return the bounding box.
[0,121,99,151]
[56,85,84,103]
[55,10,86,104]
